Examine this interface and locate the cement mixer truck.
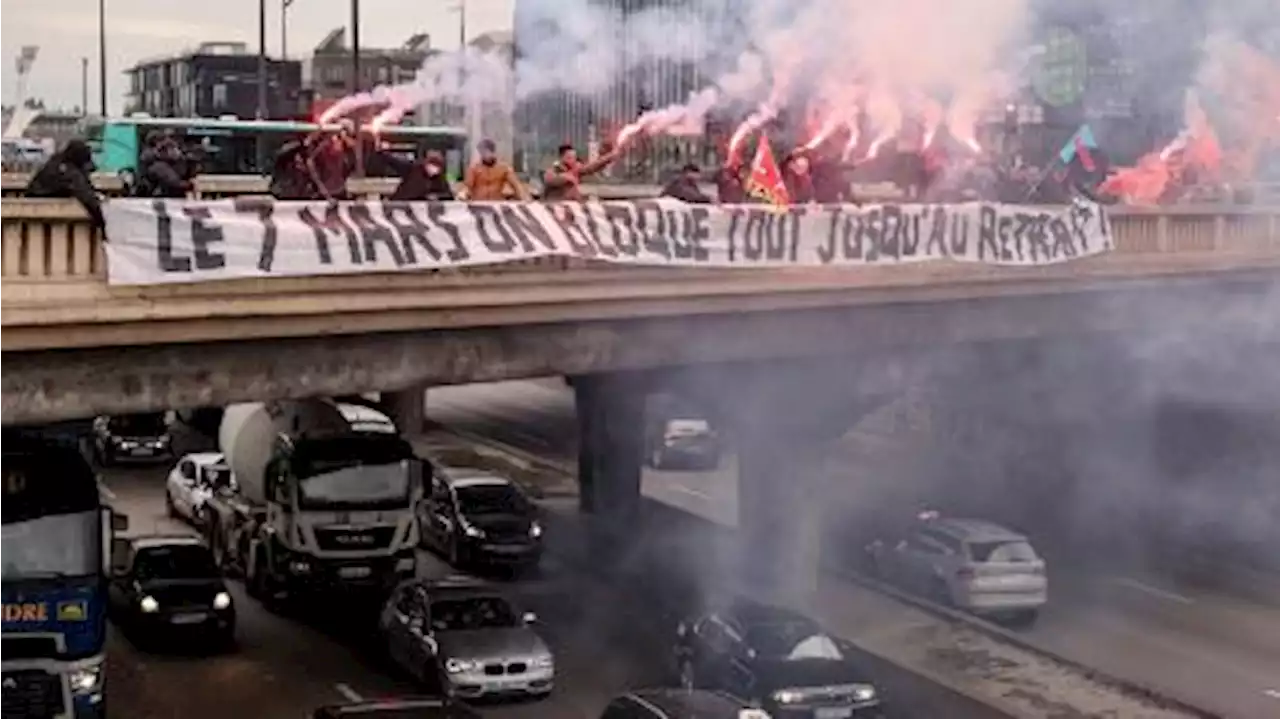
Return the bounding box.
[203,399,423,603]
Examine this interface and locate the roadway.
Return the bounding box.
[427,379,1280,719]
[100,443,1002,719]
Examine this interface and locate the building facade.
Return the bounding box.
[125,42,302,119]
[306,29,431,102]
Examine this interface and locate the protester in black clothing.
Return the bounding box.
[269,137,318,200]
[27,139,105,229]
[810,156,849,203]
[302,122,359,201]
[715,163,747,203]
[661,163,713,203]
[385,149,455,201]
[138,131,192,198]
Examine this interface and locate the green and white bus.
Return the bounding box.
[83,115,469,181]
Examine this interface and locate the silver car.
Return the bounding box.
[379,577,554,699]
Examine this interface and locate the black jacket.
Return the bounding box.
[384,155,455,201]
[27,141,105,228]
[138,147,189,198]
[660,177,713,203]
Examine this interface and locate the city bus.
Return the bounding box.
[83,115,470,181]
[2,430,126,718]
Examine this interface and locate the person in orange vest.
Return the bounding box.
[464,139,530,201]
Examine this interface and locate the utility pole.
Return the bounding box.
[81,58,89,116]
[281,0,295,60]
[257,0,268,119]
[98,0,107,116]
[350,0,361,94]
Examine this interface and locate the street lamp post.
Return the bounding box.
[351,0,361,94]
[282,0,296,60]
[97,0,107,116]
[257,0,268,120]
[81,57,89,116]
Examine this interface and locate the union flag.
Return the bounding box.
[747,134,790,206]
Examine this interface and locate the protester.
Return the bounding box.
[781,153,816,204]
[714,162,747,203]
[661,163,713,203]
[810,155,850,203]
[268,136,316,200]
[138,130,192,198]
[26,139,105,229]
[464,139,529,201]
[542,143,619,201]
[306,121,358,201]
[385,149,455,201]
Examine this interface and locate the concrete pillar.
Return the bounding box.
[384,383,428,435]
[573,375,644,523]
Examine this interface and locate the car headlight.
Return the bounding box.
[532,654,554,668]
[445,657,481,674]
[463,524,484,538]
[139,595,159,613]
[289,560,311,574]
[529,521,543,539]
[118,440,136,449]
[69,665,103,695]
[851,683,877,702]
[212,591,232,610]
[772,689,805,704]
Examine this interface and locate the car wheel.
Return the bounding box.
[677,659,697,690]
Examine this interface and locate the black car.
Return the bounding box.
[92,413,173,465]
[312,697,481,719]
[674,599,885,719]
[600,689,761,719]
[417,469,543,569]
[646,416,720,471]
[107,535,235,649]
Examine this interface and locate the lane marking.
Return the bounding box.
[1113,577,1195,605]
[666,483,713,501]
[334,683,363,702]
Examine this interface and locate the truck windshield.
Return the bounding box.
[109,414,167,436]
[297,460,411,510]
[2,510,100,580]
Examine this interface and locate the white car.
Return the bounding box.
[867,516,1047,623]
[165,452,235,527]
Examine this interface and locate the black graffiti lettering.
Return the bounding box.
[499,205,559,253]
[235,200,277,271]
[382,203,442,264]
[742,210,764,260]
[426,203,468,262]
[602,204,640,256]
[1011,214,1032,263]
[881,205,902,259]
[1068,203,1095,253]
[687,206,711,262]
[842,213,864,260]
[1049,218,1077,259]
[547,204,597,257]
[347,203,406,266]
[787,209,803,262]
[665,209,695,260]
[298,204,360,265]
[925,206,948,257]
[764,211,787,260]
[902,210,922,257]
[949,212,970,256]
[977,205,1000,261]
[863,208,883,262]
[817,210,839,264]
[635,200,671,259]
[997,215,1015,261]
[726,208,745,262]
[180,207,226,270]
[1027,214,1051,264]
[581,206,617,257]
[466,204,517,254]
[153,200,190,272]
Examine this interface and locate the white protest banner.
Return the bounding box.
[102,198,1113,286]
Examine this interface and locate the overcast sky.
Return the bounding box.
[2,0,514,114]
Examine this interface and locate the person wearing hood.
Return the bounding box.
[385,149,455,201]
[138,130,192,198]
[464,139,530,201]
[27,139,105,229]
[661,163,713,203]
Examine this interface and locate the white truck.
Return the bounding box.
[204,399,423,602]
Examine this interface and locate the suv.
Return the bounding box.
[866,515,1047,622]
[600,689,762,719]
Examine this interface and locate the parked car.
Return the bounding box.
[647,417,720,471]
[312,697,481,719]
[107,535,235,650]
[165,452,235,528]
[600,689,763,719]
[673,599,885,718]
[417,468,543,570]
[865,514,1047,623]
[92,413,173,465]
[378,576,554,700]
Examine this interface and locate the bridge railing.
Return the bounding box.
[3,200,1277,285]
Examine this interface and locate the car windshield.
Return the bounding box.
[297,461,411,510]
[109,414,167,435]
[967,540,1038,563]
[132,545,219,580]
[429,596,519,631]
[202,465,234,488]
[1,510,100,580]
[746,622,845,661]
[455,483,528,515]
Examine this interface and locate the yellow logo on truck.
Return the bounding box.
[2,602,49,622]
[57,601,88,621]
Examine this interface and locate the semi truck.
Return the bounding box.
[203,400,422,602]
[3,430,127,718]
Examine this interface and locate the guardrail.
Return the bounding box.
[2,200,1277,284]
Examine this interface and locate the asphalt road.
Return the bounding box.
[427,379,1280,719]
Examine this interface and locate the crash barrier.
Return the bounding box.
[2,200,1277,283]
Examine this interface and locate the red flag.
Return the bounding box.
[747,134,790,206]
